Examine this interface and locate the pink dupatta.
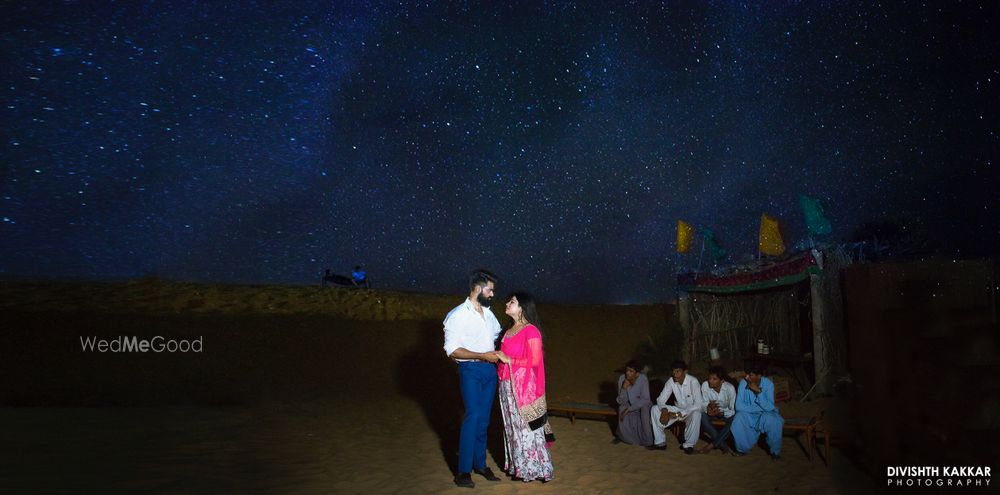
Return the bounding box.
[499,324,554,442]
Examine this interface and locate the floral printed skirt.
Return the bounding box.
[498,379,554,482]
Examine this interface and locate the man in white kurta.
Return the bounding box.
[649,360,703,454]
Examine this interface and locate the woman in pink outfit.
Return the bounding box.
[496,291,554,482]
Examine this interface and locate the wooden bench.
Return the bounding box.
[547,402,617,424]
[782,412,830,464]
[707,411,830,464]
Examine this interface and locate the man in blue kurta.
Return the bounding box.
[731,363,784,459]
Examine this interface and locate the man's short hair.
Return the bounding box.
[708,365,727,380]
[468,269,498,291]
[745,361,766,375]
[670,359,688,371]
[624,359,643,373]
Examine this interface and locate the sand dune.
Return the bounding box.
[0,279,876,493]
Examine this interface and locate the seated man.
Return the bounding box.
[699,365,736,454]
[352,265,369,288]
[648,360,702,455]
[614,360,654,446]
[731,362,785,459]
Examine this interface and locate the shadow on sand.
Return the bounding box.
[394,320,506,475]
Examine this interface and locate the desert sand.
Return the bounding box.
[1,279,876,493]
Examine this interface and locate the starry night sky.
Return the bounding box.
[2,1,997,303]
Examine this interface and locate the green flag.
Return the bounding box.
[703,229,727,261]
[799,195,832,236]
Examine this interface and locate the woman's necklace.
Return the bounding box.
[506,320,528,338]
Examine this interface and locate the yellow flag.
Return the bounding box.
[758,213,785,256]
[676,220,694,253]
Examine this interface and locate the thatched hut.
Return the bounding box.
[676,248,853,395]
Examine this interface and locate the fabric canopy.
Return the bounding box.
[678,251,821,294]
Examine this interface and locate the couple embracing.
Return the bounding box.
[442,269,555,488]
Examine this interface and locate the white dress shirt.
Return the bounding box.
[701,380,737,418]
[443,298,502,361]
[655,374,703,417]
[651,373,704,448]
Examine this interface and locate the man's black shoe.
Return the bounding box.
[454,472,475,488]
[646,444,666,451]
[683,447,694,455]
[473,467,501,481]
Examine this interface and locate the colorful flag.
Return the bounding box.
[703,229,726,260]
[799,195,832,236]
[676,220,694,253]
[759,213,786,256]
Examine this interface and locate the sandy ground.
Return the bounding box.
[1,399,874,494]
[0,279,879,493]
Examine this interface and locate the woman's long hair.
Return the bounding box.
[510,291,541,329]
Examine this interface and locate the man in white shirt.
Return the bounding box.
[443,270,503,488]
[699,365,737,454]
[649,360,703,455]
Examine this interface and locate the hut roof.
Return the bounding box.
[678,250,821,294]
